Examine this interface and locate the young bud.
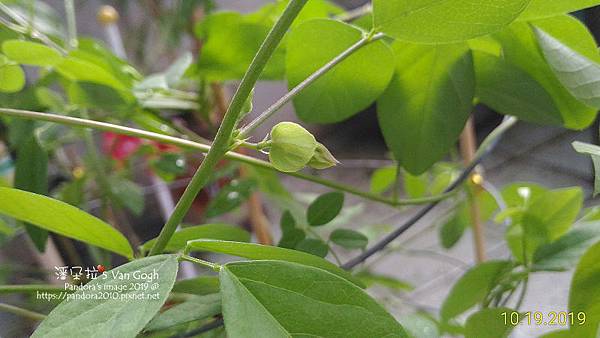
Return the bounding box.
[308,142,339,169]
[268,122,317,172]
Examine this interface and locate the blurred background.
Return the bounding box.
[1,1,600,337]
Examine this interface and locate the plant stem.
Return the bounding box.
[148,0,309,256]
[0,284,68,294]
[179,255,221,271]
[342,116,518,269]
[238,32,385,138]
[64,0,78,50]
[0,303,46,321]
[0,108,458,207]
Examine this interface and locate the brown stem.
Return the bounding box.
[459,117,486,263]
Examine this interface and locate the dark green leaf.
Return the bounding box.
[220,260,408,337]
[0,187,133,258]
[286,19,394,123]
[533,222,600,271]
[278,210,306,249]
[172,276,220,296]
[186,240,362,287]
[441,260,511,320]
[330,228,368,249]
[33,255,178,337]
[307,191,344,226]
[205,179,255,218]
[377,42,474,175]
[145,294,221,332]
[108,175,144,216]
[373,0,530,43]
[569,241,600,337]
[142,224,250,252]
[294,238,329,257]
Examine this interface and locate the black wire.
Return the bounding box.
[342,137,501,270]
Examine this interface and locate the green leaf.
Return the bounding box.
[533,222,600,271]
[14,122,49,251]
[220,260,408,337]
[355,271,414,291]
[507,187,583,262]
[142,224,250,252]
[370,166,397,194]
[518,0,600,20]
[0,187,133,258]
[377,42,474,175]
[0,55,25,93]
[2,40,62,66]
[494,15,599,129]
[307,191,344,226]
[330,229,368,249]
[205,179,256,218]
[573,141,600,196]
[268,122,317,173]
[33,255,178,338]
[145,294,221,332]
[164,52,192,86]
[465,308,518,338]
[278,210,306,249]
[403,171,428,198]
[172,276,220,296]
[186,240,363,287]
[569,241,600,337]
[286,19,394,123]
[294,238,329,258]
[535,27,600,109]
[441,260,511,320]
[56,57,127,91]
[108,175,144,216]
[373,0,530,43]
[473,51,562,125]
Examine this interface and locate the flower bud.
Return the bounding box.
[308,142,339,169]
[268,122,317,172]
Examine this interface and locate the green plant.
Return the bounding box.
[0,0,600,337]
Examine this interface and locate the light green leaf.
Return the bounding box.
[535,27,600,109]
[507,187,583,262]
[268,122,317,173]
[108,176,144,216]
[286,19,394,123]
[519,0,600,20]
[172,276,220,296]
[307,191,344,226]
[56,57,127,91]
[533,222,600,271]
[0,187,133,258]
[373,0,530,43]
[142,224,250,252]
[186,240,363,287]
[2,40,62,66]
[473,51,562,125]
[165,52,192,86]
[403,171,428,198]
[377,42,474,175]
[355,271,414,291]
[145,294,221,332]
[33,254,178,338]
[573,141,600,196]
[441,260,511,320]
[569,241,600,337]
[330,229,368,249]
[220,260,408,337]
[494,15,598,129]
[0,55,25,93]
[465,308,518,338]
[370,166,397,194]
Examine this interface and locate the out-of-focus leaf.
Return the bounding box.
[294,238,329,258]
[356,271,414,291]
[109,175,145,216]
[569,241,600,337]
[533,222,600,271]
[330,229,368,249]
[465,307,518,338]
[141,224,250,252]
[398,313,440,338]
[145,294,221,332]
[0,55,25,93]
[205,179,255,218]
[172,276,220,296]
[2,40,62,66]
[573,141,600,196]
[370,166,397,194]
[307,191,344,226]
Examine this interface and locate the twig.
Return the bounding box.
[0,303,46,321]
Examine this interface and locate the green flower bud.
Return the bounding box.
[268,122,317,172]
[308,142,339,169]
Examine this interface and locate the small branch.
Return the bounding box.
[238,32,385,138]
[148,0,309,256]
[179,255,221,271]
[0,303,46,321]
[64,0,78,50]
[0,284,68,294]
[342,116,517,269]
[0,108,458,207]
